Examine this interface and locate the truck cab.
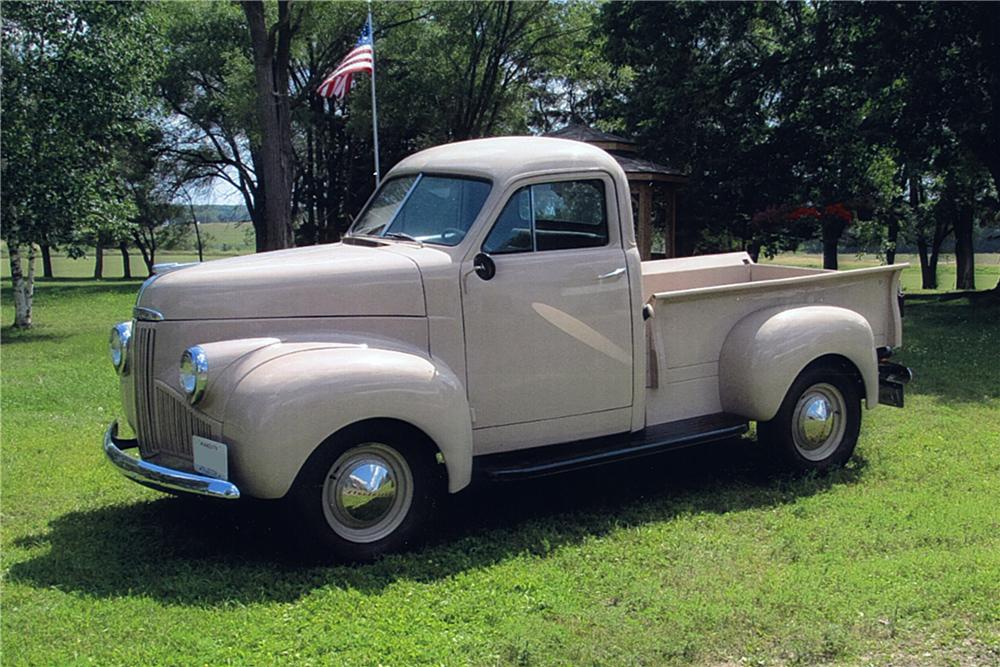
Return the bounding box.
[105,137,910,561]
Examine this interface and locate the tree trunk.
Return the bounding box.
[41,244,54,279]
[953,204,975,290]
[132,232,155,277]
[886,215,899,265]
[242,0,295,252]
[8,244,36,328]
[93,242,104,279]
[822,237,838,270]
[119,242,132,279]
[821,219,845,270]
[916,237,938,290]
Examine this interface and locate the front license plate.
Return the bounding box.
[193,436,229,480]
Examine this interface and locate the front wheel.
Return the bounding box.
[290,424,441,562]
[757,362,862,472]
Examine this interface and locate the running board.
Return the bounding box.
[474,413,748,482]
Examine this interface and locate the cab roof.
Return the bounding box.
[387,136,627,186]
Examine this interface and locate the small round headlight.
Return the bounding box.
[179,346,209,404]
[109,322,132,374]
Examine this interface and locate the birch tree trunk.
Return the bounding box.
[8,243,37,328]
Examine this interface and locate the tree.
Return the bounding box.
[1,1,157,326]
[241,1,299,251]
[849,3,1000,288]
[601,3,859,261]
[155,2,266,248]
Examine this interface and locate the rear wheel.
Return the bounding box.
[758,362,862,472]
[290,424,441,562]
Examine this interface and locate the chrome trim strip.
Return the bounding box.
[152,262,196,275]
[135,272,162,305]
[133,307,164,321]
[103,421,240,500]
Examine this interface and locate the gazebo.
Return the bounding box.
[544,124,688,259]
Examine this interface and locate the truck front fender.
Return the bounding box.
[220,344,473,498]
[718,305,878,422]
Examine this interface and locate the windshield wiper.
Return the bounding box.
[383,232,423,246]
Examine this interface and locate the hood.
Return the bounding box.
[138,242,427,321]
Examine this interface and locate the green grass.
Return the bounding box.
[2,263,999,665]
[760,252,1000,295]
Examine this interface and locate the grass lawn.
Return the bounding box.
[1,259,998,665]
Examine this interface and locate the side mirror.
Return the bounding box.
[473,252,496,281]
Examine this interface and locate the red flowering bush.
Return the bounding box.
[786,206,821,222]
[823,203,852,224]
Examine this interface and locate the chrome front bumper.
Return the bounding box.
[103,421,240,500]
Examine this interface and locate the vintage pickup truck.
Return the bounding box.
[105,136,911,560]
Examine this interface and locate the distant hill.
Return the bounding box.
[188,204,249,223]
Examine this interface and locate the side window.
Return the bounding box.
[533,180,607,251]
[482,179,608,254]
[483,188,533,254]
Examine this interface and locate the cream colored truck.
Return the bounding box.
[104,137,911,560]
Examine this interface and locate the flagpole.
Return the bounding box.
[368,2,381,187]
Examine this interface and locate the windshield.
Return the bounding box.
[348,174,491,246]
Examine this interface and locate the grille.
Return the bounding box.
[133,323,218,460]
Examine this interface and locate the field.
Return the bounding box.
[1,255,998,665]
[0,222,256,280]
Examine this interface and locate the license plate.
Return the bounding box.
[878,380,905,408]
[193,436,229,480]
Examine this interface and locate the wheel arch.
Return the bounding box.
[719,305,878,422]
[220,345,474,498]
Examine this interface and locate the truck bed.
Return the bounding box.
[641,252,905,425]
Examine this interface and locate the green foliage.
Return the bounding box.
[1,1,160,251]
[600,2,998,267]
[2,269,998,665]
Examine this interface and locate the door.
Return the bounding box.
[461,176,634,431]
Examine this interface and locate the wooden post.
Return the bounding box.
[637,182,653,261]
[668,187,677,258]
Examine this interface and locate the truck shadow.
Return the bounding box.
[8,436,866,607]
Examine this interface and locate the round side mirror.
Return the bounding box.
[473,253,496,281]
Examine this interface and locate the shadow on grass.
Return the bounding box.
[8,436,867,607]
[0,326,71,346]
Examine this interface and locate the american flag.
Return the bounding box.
[317,18,374,100]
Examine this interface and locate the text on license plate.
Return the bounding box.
[193,436,229,480]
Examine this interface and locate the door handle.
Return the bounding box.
[597,267,626,281]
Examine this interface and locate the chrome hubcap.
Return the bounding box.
[323,443,413,543]
[792,383,846,461]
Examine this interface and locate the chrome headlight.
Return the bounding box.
[179,346,209,404]
[109,322,132,374]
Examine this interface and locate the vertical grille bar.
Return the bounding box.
[134,324,157,458]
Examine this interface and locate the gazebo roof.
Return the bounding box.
[543,123,687,183]
[614,154,688,183]
[545,124,636,147]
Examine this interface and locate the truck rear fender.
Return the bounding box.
[718,305,878,422]
[221,345,473,498]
